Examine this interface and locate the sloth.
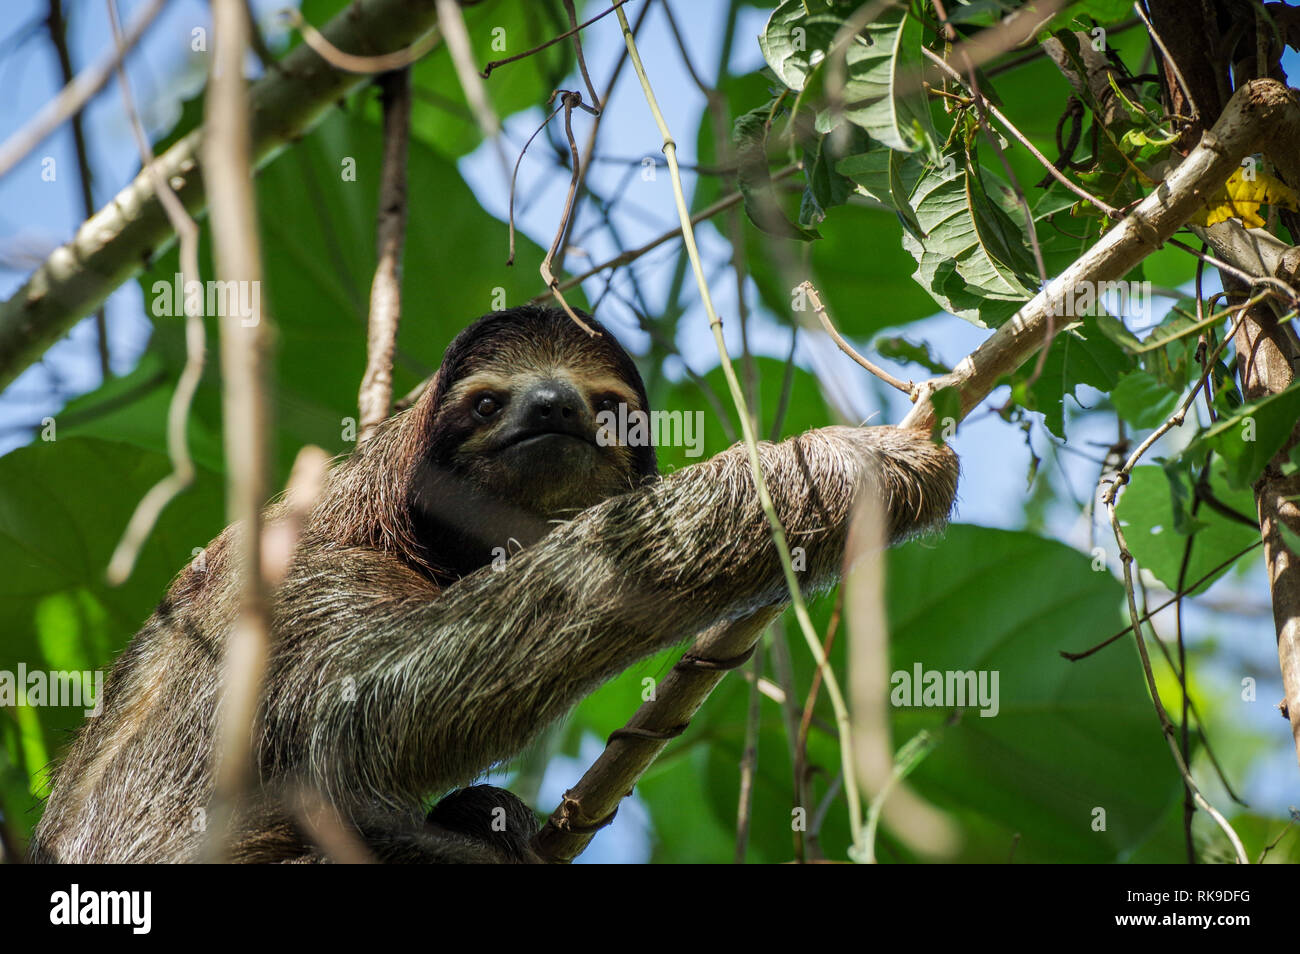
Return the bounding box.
[29,305,959,863]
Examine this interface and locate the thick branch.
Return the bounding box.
[1234,287,1300,765]
[899,79,1300,432]
[1202,223,1300,766]
[0,0,441,394]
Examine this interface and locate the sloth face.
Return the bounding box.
[444,365,643,515]
[425,307,658,519]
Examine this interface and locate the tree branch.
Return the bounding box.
[898,79,1300,432]
[358,68,411,443]
[1204,226,1300,767]
[533,609,780,863]
[0,0,443,394]
[45,0,111,379]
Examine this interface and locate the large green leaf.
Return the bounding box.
[901,148,1038,327]
[818,5,938,157]
[885,525,1187,862]
[1117,463,1262,595]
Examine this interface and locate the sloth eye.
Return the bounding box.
[473,394,502,418]
[595,394,620,414]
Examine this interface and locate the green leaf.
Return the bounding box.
[887,525,1185,862]
[875,336,951,375]
[760,0,937,156]
[1071,0,1145,25]
[1116,464,1261,594]
[901,148,1038,327]
[836,144,926,237]
[1111,369,1180,430]
[1186,382,1300,490]
[1014,319,1134,438]
[0,438,227,832]
[735,106,821,239]
[831,5,938,157]
[928,386,962,443]
[801,126,866,227]
[758,0,849,92]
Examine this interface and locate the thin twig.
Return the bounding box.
[540,91,599,336]
[531,164,801,301]
[46,0,110,379]
[1167,237,1300,303]
[922,47,1120,219]
[281,8,439,74]
[1256,812,1297,863]
[482,0,635,77]
[1133,1,1199,129]
[358,68,411,443]
[734,647,763,864]
[434,0,510,190]
[291,787,377,864]
[794,593,842,863]
[1096,303,1255,862]
[770,325,800,441]
[610,4,866,856]
[1062,541,1263,660]
[552,0,649,276]
[507,101,565,266]
[261,447,330,587]
[562,0,602,112]
[676,0,759,425]
[240,0,280,73]
[800,281,914,397]
[1102,495,1249,862]
[1104,303,1257,491]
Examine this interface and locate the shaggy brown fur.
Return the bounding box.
[28,306,958,863]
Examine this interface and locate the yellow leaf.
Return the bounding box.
[1193,167,1299,229]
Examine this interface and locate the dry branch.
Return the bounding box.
[0,0,168,180]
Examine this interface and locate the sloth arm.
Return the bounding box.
[258,425,957,810]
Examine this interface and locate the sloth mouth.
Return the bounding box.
[498,429,598,452]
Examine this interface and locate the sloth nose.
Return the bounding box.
[520,381,586,434]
